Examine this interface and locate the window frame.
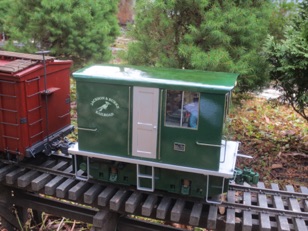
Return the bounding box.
[164,90,200,130]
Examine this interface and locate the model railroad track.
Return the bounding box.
[0,157,307,231]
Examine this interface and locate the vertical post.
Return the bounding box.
[92,209,119,231]
[36,50,51,154]
[0,185,19,229]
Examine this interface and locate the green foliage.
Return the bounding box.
[263,0,308,121]
[299,0,308,43]
[126,0,272,92]
[0,0,10,33]
[3,0,120,67]
[268,0,299,40]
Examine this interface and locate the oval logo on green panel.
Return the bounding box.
[90,97,120,117]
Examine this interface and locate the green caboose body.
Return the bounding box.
[70,65,239,200]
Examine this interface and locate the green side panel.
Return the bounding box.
[198,94,225,143]
[160,93,225,170]
[76,82,129,156]
[88,160,110,182]
[89,160,136,186]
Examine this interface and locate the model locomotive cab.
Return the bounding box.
[70,64,240,200]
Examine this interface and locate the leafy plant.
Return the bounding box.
[3,0,120,67]
[268,0,299,40]
[125,0,272,92]
[263,0,308,121]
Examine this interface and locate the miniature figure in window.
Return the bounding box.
[185,96,199,128]
[165,90,199,129]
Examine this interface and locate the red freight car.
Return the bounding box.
[0,51,73,159]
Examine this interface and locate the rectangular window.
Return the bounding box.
[165,90,199,129]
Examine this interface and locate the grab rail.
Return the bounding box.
[196,140,228,163]
[77,127,98,132]
[196,142,222,148]
[58,112,70,118]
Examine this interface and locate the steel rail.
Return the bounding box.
[229,183,308,199]
[0,156,74,178]
[0,157,307,231]
[2,157,308,202]
[221,201,308,220]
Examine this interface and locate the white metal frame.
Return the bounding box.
[136,164,155,192]
[69,141,241,204]
[73,155,91,181]
[205,175,226,204]
[69,140,239,179]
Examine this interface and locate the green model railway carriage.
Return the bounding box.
[70,64,240,200]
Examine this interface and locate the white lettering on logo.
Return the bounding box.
[91,97,120,117]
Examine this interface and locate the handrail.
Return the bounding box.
[158,89,163,160]
[0,108,17,112]
[30,131,44,139]
[0,79,15,84]
[25,77,40,83]
[29,119,43,126]
[77,127,98,132]
[3,135,20,140]
[0,93,16,98]
[127,87,131,156]
[58,112,70,118]
[0,122,19,126]
[28,106,42,112]
[195,140,228,163]
[27,91,40,98]
[195,141,223,148]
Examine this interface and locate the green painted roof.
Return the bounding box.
[73,64,238,93]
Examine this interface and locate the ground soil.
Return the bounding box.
[228,96,308,190]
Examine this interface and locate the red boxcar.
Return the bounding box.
[0,51,73,159]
